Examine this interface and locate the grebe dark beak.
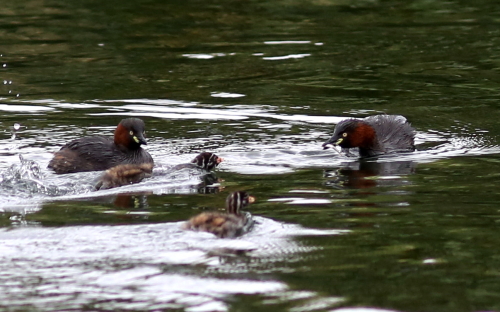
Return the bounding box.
[322,137,341,150]
[322,137,342,154]
[134,133,148,145]
[322,142,333,150]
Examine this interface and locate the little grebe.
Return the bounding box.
[48,118,153,174]
[191,152,223,171]
[322,115,415,157]
[94,152,222,190]
[183,191,255,238]
[95,163,153,190]
[170,152,224,171]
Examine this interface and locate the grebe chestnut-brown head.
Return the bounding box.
[114,118,148,150]
[323,119,376,150]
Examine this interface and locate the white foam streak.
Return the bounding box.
[263,53,311,60]
[264,41,312,44]
[0,104,54,112]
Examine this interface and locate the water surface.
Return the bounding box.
[1,1,500,311]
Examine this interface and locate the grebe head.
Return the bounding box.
[114,118,148,149]
[192,152,223,171]
[322,119,376,150]
[225,191,255,214]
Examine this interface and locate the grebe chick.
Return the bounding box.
[183,191,255,238]
[169,152,224,172]
[191,152,224,171]
[48,118,153,174]
[322,115,415,157]
[93,152,223,190]
[95,163,153,190]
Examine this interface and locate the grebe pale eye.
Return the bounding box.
[342,132,348,137]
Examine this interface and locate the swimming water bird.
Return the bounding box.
[170,152,224,171]
[94,152,223,190]
[48,118,153,174]
[183,191,255,238]
[95,163,153,190]
[191,152,223,171]
[322,115,415,157]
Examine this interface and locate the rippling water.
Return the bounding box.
[0,218,347,310]
[2,0,500,311]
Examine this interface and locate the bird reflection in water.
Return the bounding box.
[113,194,150,209]
[198,173,224,194]
[324,160,416,229]
[108,177,225,209]
[324,160,416,190]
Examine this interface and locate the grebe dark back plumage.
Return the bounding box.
[48,118,153,174]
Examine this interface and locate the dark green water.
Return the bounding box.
[1,0,500,311]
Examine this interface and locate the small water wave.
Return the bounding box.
[0,217,348,311]
[0,154,224,212]
[0,154,102,204]
[0,155,91,213]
